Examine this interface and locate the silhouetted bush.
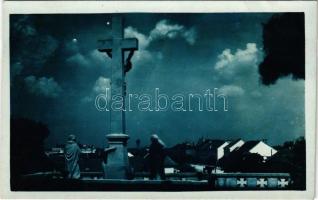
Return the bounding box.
[11,118,52,188]
[259,13,305,85]
[265,137,306,189]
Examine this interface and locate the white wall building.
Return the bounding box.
[229,139,245,152]
[217,141,230,160]
[248,141,278,160]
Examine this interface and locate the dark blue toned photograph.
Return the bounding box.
[9,13,306,191]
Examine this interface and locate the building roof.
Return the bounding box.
[234,141,260,154]
[227,139,242,148]
[197,139,227,151]
[219,141,260,163]
[164,156,178,167]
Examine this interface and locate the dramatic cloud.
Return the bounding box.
[93,76,111,94]
[148,20,197,45]
[259,13,305,85]
[213,42,304,144]
[126,19,197,48]
[24,76,62,98]
[10,15,58,70]
[124,19,197,64]
[219,85,245,97]
[125,26,151,49]
[82,76,111,103]
[66,53,90,67]
[10,14,305,147]
[214,43,260,81]
[65,38,110,69]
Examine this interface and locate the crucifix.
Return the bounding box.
[98,15,138,134]
[98,15,138,179]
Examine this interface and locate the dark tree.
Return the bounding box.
[259,13,305,85]
[220,153,264,172]
[265,137,306,189]
[10,118,52,187]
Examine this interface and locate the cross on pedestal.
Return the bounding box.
[98,15,138,134]
[98,15,138,179]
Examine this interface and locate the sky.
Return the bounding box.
[10,13,305,148]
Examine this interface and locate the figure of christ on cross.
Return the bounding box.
[97,15,138,179]
[98,15,138,135]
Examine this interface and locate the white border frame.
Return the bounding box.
[1,1,317,199]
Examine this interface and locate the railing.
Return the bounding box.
[21,171,291,190]
[210,173,291,189]
[77,171,207,180]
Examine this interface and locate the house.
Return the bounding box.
[169,139,243,165]
[46,147,64,155]
[236,140,277,160]
[195,139,230,165]
[163,156,180,174]
[219,140,278,172]
[128,152,134,158]
[81,148,96,154]
[167,142,196,164]
[80,144,96,154]
[248,141,278,160]
[224,139,245,154]
[217,141,230,160]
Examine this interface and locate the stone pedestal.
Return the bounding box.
[103,133,129,179]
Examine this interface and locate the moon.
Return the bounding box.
[106,21,110,26]
[72,38,77,43]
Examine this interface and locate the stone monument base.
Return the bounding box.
[103,133,129,179]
